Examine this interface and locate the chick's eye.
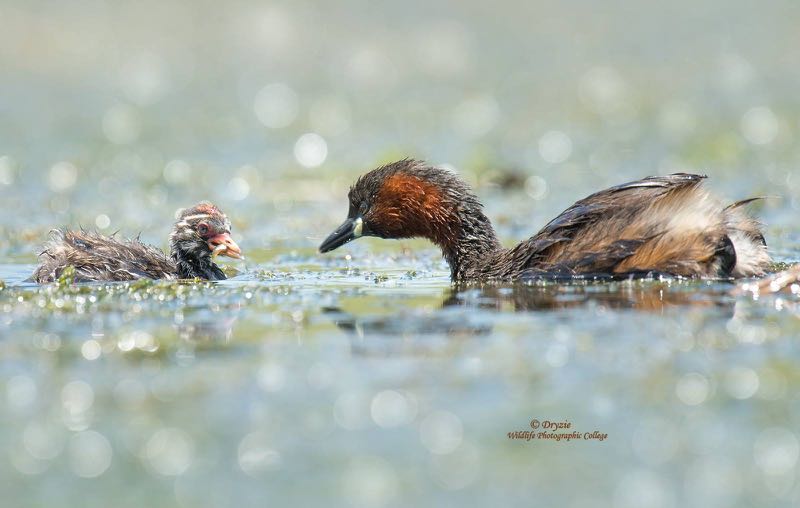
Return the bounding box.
[197,223,209,235]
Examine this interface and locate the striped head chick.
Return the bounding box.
[169,202,242,280]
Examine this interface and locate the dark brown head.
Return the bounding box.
[319,159,500,268]
[169,202,243,280]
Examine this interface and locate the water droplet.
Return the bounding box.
[538,130,573,164]
[254,83,298,129]
[227,176,251,201]
[238,432,282,476]
[163,159,191,185]
[579,66,629,115]
[94,214,111,230]
[524,175,548,200]
[69,430,112,478]
[143,428,195,476]
[419,411,463,454]
[81,339,102,360]
[309,96,352,137]
[754,427,799,475]
[119,51,169,106]
[452,95,499,139]
[6,375,37,411]
[48,161,78,192]
[102,104,141,145]
[544,342,569,367]
[675,373,710,406]
[294,133,328,168]
[257,363,286,392]
[0,155,15,185]
[724,367,759,399]
[341,456,398,508]
[741,107,779,145]
[333,392,371,430]
[61,380,94,414]
[23,421,65,460]
[370,390,417,428]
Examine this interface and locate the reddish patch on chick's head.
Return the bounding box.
[184,201,222,218]
[172,202,242,260]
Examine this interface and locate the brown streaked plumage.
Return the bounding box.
[31,202,243,283]
[319,159,771,281]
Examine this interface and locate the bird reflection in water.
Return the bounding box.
[175,307,241,344]
[321,276,742,356]
[321,305,492,357]
[446,277,733,313]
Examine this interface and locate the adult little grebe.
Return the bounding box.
[32,202,242,283]
[319,159,771,280]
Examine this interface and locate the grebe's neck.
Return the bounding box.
[433,204,503,280]
[169,241,226,280]
[359,162,506,280]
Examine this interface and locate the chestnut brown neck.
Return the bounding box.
[375,173,503,279]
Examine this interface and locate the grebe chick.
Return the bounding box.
[32,202,242,283]
[319,159,770,281]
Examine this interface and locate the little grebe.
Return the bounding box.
[32,202,242,283]
[319,159,771,280]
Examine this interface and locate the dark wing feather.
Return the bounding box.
[511,173,707,273]
[572,238,655,271]
[540,174,706,232]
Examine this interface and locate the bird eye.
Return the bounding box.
[197,223,209,235]
[358,202,368,216]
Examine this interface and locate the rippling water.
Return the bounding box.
[2,0,800,507]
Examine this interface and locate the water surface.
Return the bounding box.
[2,0,800,506]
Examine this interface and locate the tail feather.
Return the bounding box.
[724,197,766,210]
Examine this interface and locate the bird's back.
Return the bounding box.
[504,173,770,278]
[32,230,177,283]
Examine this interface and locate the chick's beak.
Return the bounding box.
[208,232,243,260]
[319,217,363,253]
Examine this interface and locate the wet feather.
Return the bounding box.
[31,202,238,283]
[330,159,771,281]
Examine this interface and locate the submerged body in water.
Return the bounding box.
[320,159,771,281]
